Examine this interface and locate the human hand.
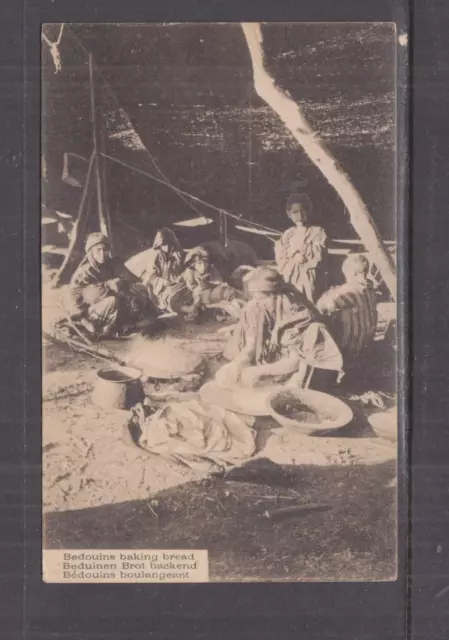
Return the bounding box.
[296,253,307,265]
[107,278,121,294]
[215,361,242,390]
[270,324,280,346]
[240,367,260,388]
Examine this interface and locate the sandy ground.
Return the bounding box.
[42,283,397,580]
[42,319,227,512]
[43,326,397,514]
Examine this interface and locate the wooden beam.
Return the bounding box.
[89,53,109,239]
[53,152,96,286]
[241,23,397,300]
[100,119,114,253]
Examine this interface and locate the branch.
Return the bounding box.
[241,23,396,300]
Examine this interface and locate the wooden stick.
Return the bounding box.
[43,329,127,365]
[53,152,96,286]
[240,23,397,300]
[100,119,114,253]
[263,503,332,521]
[89,53,109,239]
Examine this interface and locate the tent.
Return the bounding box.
[41,23,396,286]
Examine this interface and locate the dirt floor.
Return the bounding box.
[42,283,398,582]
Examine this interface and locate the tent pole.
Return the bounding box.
[88,53,110,242]
[241,23,397,300]
[53,152,96,286]
[100,119,114,252]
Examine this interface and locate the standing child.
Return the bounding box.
[275,193,327,303]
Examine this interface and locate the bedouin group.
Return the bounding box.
[67,193,378,387]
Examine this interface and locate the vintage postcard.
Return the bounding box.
[42,22,399,582]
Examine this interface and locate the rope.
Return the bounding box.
[65,25,206,219]
[42,24,65,73]
[50,26,283,238]
[100,152,282,235]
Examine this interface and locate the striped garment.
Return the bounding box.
[316,282,378,361]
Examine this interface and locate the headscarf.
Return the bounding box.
[342,253,370,282]
[85,232,109,254]
[152,227,182,254]
[184,246,209,266]
[245,267,284,295]
[84,232,111,270]
[70,233,114,299]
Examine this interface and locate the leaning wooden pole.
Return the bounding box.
[53,152,96,286]
[89,53,110,240]
[241,23,397,300]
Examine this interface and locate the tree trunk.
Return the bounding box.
[241,23,396,300]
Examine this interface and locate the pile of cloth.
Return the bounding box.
[136,399,256,472]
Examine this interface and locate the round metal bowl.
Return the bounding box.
[129,342,204,380]
[269,387,353,435]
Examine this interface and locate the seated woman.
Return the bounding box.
[181,246,243,317]
[137,228,194,314]
[316,253,378,367]
[68,233,157,339]
[220,266,343,389]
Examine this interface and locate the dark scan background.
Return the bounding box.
[8,0,449,639]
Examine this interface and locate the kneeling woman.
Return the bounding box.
[68,233,157,338]
[220,267,342,389]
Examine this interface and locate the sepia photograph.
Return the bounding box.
[42,22,398,582]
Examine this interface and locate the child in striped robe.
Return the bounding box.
[316,253,378,366]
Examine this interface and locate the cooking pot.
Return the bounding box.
[92,366,144,411]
